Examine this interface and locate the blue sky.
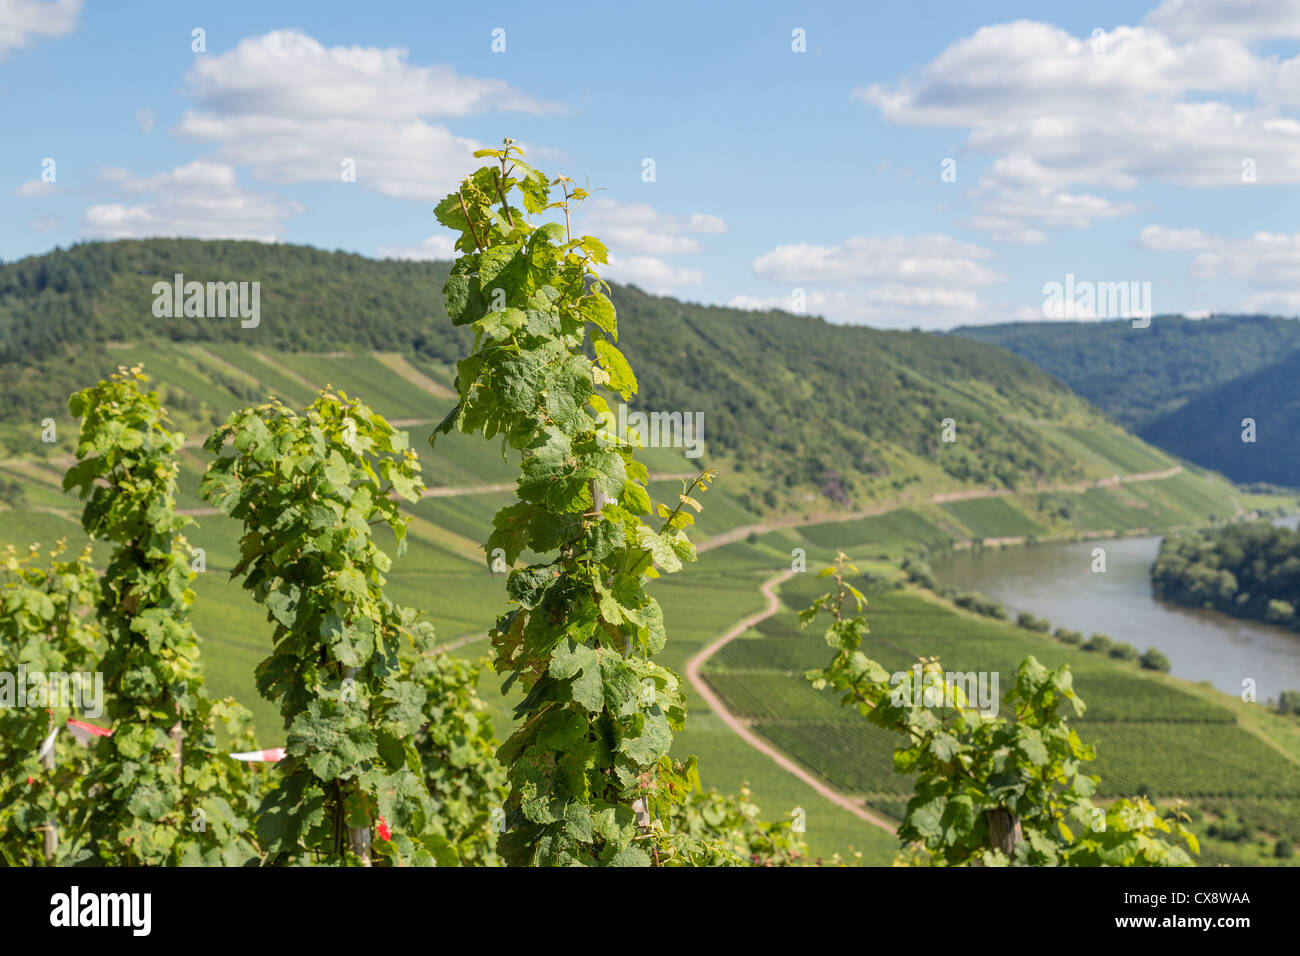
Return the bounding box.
[3,0,1299,328]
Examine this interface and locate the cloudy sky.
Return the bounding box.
[3,0,1299,327]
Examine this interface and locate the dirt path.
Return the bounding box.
[684,568,899,835]
[416,472,700,500]
[432,631,488,655]
[684,461,1194,837]
[373,352,456,399]
[699,465,1185,553]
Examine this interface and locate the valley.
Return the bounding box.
[2,241,1298,867]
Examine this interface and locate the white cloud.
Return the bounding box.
[15,179,56,197]
[1139,225,1300,312]
[574,197,727,256]
[0,0,80,61]
[1136,225,1214,252]
[1186,232,1300,283]
[601,254,703,295]
[961,216,1048,245]
[378,234,457,261]
[856,20,1300,188]
[1144,0,1300,40]
[1242,290,1300,312]
[136,107,156,134]
[174,29,561,201]
[727,286,991,329]
[83,160,303,241]
[740,233,1014,326]
[966,154,1140,237]
[750,235,1003,286]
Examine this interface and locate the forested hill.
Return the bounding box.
[2,238,1162,506]
[1140,349,1300,486]
[951,316,1300,485]
[951,315,1300,431]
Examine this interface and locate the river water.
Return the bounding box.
[931,516,1300,702]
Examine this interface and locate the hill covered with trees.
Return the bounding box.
[952,316,1300,486]
[1,239,1158,509]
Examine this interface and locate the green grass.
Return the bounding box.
[1061,427,1173,474]
[940,497,1044,539]
[700,576,1300,835]
[701,669,850,722]
[205,345,320,407]
[798,508,951,553]
[269,352,432,419]
[1198,798,1300,844]
[1087,723,1300,797]
[754,720,911,796]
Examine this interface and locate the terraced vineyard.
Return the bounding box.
[940,496,1045,539]
[700,575,1300,855]
[798,509,953,553]
[0,337,1290,865]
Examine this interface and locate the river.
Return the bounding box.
[931,516,1300,702]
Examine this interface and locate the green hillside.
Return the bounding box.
[0,239,1287,865]
[2,239,1190,511]
[951,315,1300,487]
[1141,349,1300,486]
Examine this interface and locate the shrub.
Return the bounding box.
[1054,628,1083,645]
[1276,837,1295,859]
[953,591,1006,619]
[1266,599,1296,625]
[1140,648,1172,672]
[1082,634,1113,654]
[900,557,937,590]
[1206,812,1253,843]
[1109,642,1139,661]
[1016,611,1050,633]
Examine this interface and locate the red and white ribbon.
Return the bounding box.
[65,718,113,743]
[229,747,285,762]
[43,718,285,764]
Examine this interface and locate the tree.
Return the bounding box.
[431,139,721,866]
[804,553,1197,866]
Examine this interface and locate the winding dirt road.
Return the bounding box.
[683,568,899,835]
[698,465,1185,553]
